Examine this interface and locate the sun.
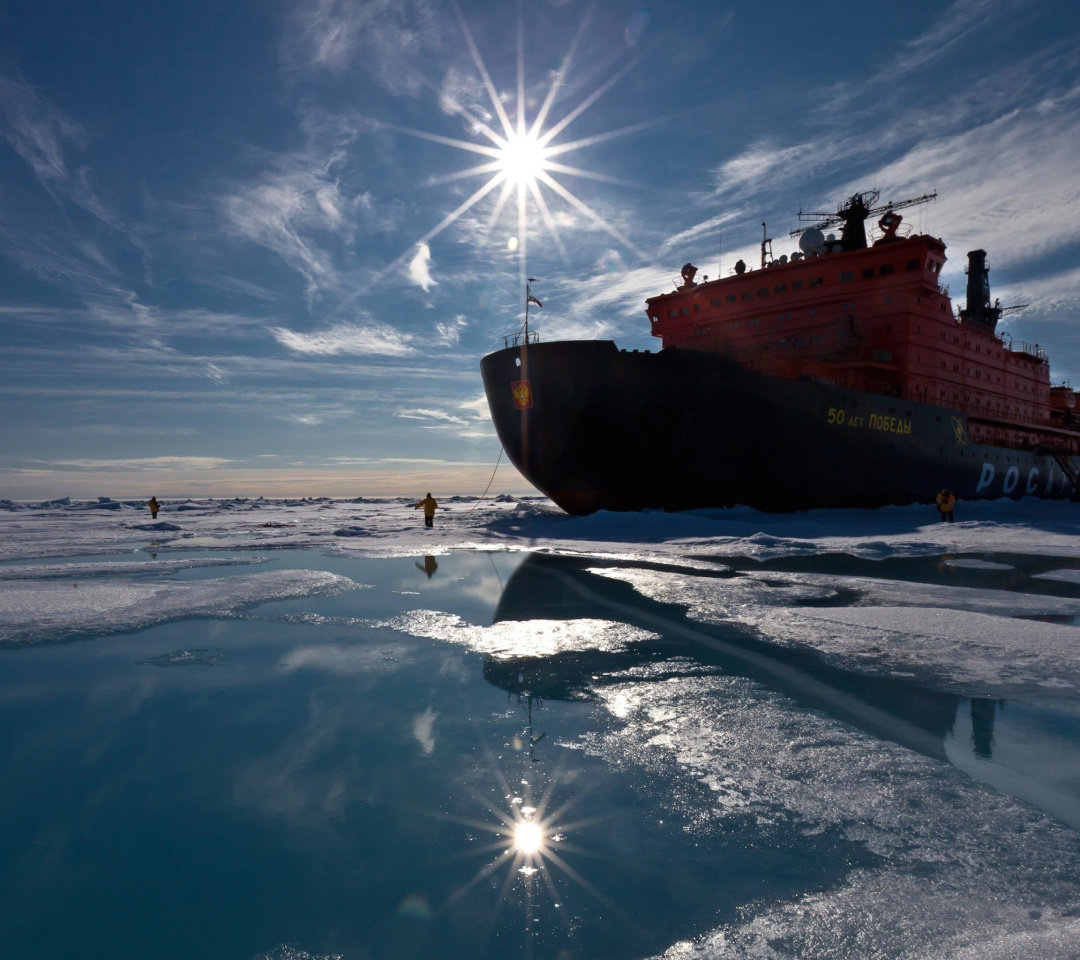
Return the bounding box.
[498,130,550,188]
[369,7,649,289]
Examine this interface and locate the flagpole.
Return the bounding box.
[525,277,537,343]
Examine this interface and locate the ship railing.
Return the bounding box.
[1015,340,1046,361]
[938,283,950,298]
[1000,332,1046,360]
[503,330,540,349]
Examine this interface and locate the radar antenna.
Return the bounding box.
[789,191,938,248]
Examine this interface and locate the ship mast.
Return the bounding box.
[525,277,537,342]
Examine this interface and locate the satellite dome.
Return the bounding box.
[799,228,825,256]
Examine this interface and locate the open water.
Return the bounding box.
[2,550,1080,959]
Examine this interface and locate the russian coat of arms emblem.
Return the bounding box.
[512,379,533,409]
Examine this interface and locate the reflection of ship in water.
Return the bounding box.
[485,553,1002,764]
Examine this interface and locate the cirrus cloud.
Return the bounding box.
[269,321,415,356]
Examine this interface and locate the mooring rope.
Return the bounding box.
[465,447,504,514]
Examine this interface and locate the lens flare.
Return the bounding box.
[370,8,649,288]
[514,820,544,854]
[498,131,550,187]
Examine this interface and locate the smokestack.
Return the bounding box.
[963,249,996,332]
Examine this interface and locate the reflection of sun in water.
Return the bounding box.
[514,819,544,855]
[428,764,618,944]
[373,8,649,287]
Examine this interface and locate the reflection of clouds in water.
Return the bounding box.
[576,671,1080,959]
[412,706,438,754]
[278,641,413,676]
[381,610,658,659]
[231,696,360,829]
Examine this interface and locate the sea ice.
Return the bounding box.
[0,569,359,645]
[569,671,1080,960]
[590,566,1080,696]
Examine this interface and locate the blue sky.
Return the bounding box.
[2,0,1079,499]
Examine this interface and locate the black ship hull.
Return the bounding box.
[480,340,1078,514]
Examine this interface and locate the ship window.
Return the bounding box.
[681,307,690,315]
[907,259,920,270]
[886,324,892,332]
[742,292,753,301]
[792,280,804,290]
[710,298,723,308]
[774,284,786,294]
[862,268,875,279]
[840,271,854,282]
[758,288,769,297]
[694,303,700,312]
[795,338,806,347]
[727,295,737,304]
[811,335,822,346]
[668,309,679,318]
[651,315,660,323]
[880,264,894,275]
[810,277,823,287]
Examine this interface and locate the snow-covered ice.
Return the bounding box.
[0,568,358,645]
[3,493,1080,565]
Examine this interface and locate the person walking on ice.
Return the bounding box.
[415,492,438,528]
[936,489,956,523]
[148,496,160,519]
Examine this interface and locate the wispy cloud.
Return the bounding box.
[30,456,233,471]
[397,407,468,426]
[0,74,157,327]
[220,152,354,298]
[435,313,467,346]
[286,0,444,93]
[269,320,415,356]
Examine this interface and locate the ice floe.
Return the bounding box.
[590,566,1080,697]
[0,569,358,645]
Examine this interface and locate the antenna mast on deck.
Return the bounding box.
[760,222,773,269]
[789,191,937,240]
[523,278,541,345]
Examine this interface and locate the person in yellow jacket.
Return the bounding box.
[936,489,956,523]
[414,493,438,527]
[148,496,160,519]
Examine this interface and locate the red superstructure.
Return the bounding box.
[646,201,1077,457]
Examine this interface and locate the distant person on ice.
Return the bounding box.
[936,489,956,523]
[148,497,160,519]
[415,493,438,528]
